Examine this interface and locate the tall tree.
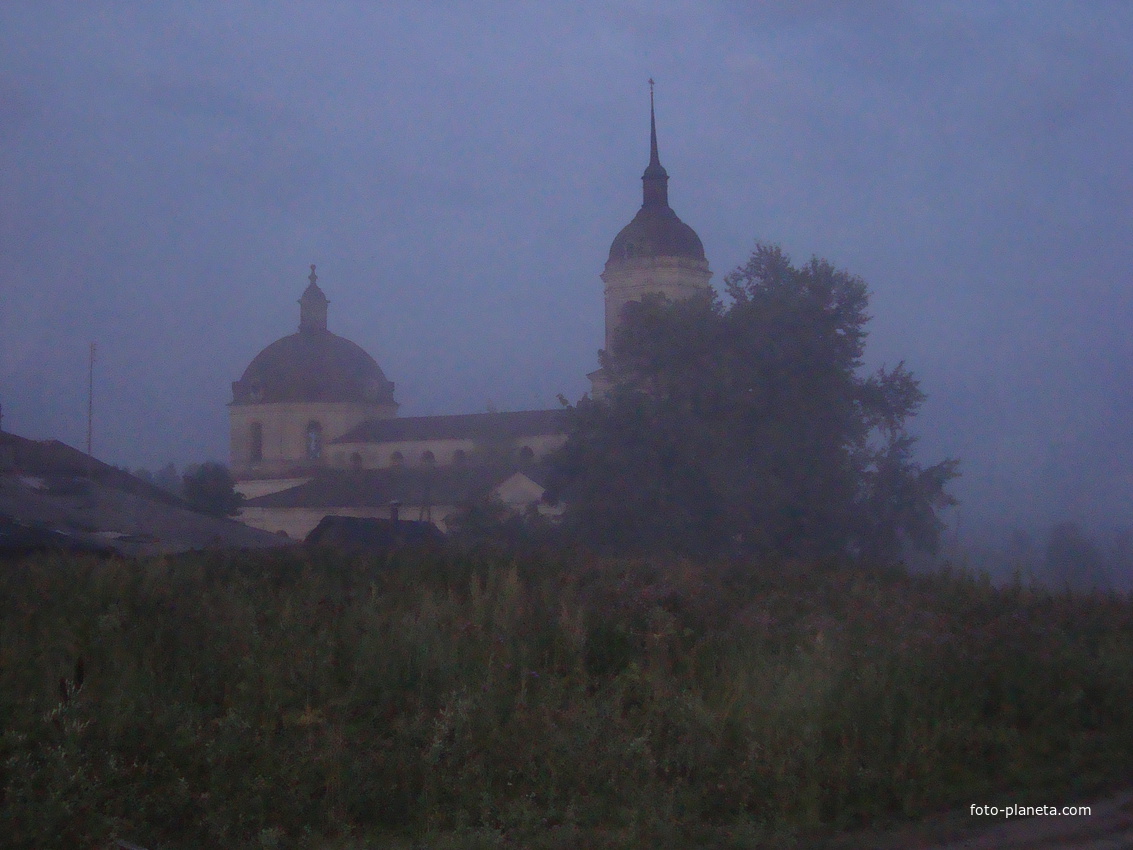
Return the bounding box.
[548,244,958,561]
[182,462,244,518]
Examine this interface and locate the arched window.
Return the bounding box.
[519,445,535,464]
[350,452,362,469]
[421,450,436,466]
[305,421,323,460]
[389,451,404,467]
[249,422,263,463]
[452,449,467,466]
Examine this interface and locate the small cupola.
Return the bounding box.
[299,264,329,333]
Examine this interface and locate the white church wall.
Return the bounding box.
[602,256,712,349]
[330,432,567,470]
[230,401,390,477]
[235,477,313,500]
[239,503,461,538]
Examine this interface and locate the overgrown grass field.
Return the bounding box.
[3,548,1132,848]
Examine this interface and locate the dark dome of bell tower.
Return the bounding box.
[606,82,707,266]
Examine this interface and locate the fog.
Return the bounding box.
[1,2,1131,544]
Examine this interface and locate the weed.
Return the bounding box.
[1,549,1131,847]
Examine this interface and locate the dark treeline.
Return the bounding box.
[130,461,243,518]
[952,521,1133,592]
[130,462,182,495]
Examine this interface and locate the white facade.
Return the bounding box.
[230,401,394,478]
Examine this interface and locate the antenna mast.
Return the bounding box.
[86,342,96,456]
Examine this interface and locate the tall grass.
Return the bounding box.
[2,548,1132,848]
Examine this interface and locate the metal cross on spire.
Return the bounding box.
[309,264,317,286]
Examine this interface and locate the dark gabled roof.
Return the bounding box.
[0,431,186,508]
[305,515,445,550]
[244,464,549,510]
[0,514,117,559]
[332,408,569,445]
[0,431,289,555]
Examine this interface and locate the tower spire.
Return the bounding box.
[642,78,669,207]
[649,78,659,169]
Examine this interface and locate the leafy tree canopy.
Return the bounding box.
[182,462,244,518]
[548,244,959,562]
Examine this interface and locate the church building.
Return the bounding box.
[231,89,711,537]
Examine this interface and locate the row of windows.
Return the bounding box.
[342,448,449,468]
[247,421,538,467]
[336,445,537,469]
[247,420,325,463]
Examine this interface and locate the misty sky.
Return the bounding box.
[2,2,1131,535]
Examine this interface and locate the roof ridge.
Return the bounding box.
[332,407,568,445]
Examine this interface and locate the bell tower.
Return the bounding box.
[591,82,712,394]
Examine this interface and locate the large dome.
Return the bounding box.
[231,266,396,406]
[607,204,706,264]
[232,329,396,405]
